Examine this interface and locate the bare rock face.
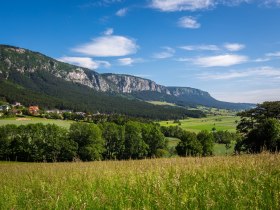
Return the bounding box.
[102,74,171,94]
[65,68,94,88]
[167,87,210,97]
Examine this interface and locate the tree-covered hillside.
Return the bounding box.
[0,69,204,120]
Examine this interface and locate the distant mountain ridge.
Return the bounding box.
[0,45,254,112]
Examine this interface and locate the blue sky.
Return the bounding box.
[1,0,280,103]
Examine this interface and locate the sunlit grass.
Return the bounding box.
[0,117,72,128]
[160,115,240,133]
[0,154,279,209]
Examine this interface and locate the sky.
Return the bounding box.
[1,0,280,103]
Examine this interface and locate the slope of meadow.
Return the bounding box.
[0,154,279,209]
[160,115,239,133]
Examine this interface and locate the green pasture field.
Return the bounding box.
[0,154,279,209]
[0,117,72,128]
[160,115,240,133]
[147,101,177,106]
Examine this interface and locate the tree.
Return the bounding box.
[69,123,105,161]
[124,121,148,159]
[239,119,280,153]
[236,101,280,153]
[142,124,167,157]
[101,122,125,160]
[197,130,214,156]
[176,131,202,157]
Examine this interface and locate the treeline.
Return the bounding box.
[161,126,239,157]
[0,121,167,162]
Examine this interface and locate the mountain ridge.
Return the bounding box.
[0,44,254,111]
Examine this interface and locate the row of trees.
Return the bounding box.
[0,121,167,162]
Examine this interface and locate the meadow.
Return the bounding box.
[0,154,279,209]
[0,117,72,128]
[160,115,239,133]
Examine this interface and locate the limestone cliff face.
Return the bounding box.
[101,74,171,94]
[0,45,211,98]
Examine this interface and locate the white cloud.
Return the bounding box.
[212,88,280,103]
[178,16,201,29]
[150,0,214,11]
[266,51,280,57]
[153,47,175,59]
[116,8,128,16]
[150,0,280,12]
[118,58,134,66]
[224,43,245,51]
[192,54,248,67]
[198,66,280,80]
[103,28,114,35]
[73,33,138,57]
[254,58,271,62]
[263,0,280,7]
[180,44,220,51]
[58,56,111,69]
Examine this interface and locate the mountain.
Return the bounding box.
[0,45,253,118]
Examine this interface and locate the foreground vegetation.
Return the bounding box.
[0,154,279,209]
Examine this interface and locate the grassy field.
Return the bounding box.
[147,101,177,106]
[160,115,239,133]
[0,154,279,209]
[0,117,72,128]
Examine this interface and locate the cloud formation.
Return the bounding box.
[58,56,111,69]
[150,0,280,12]
[118,57,134,66]
[198,66,280,80]
[178,16,201,29]
[192,54,248,67]
[180,44,220,51]
[73,30,138,57]
[266,51,280,57]
[116,8,128,16]
[150,0,214,12]
[180,43,245,51]
[103,28,114,35]
[153,47,175,59]
[224,43,245,51]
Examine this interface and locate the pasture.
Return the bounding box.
[0,117,72,128]
[160,115,239,133]
[0,154,279,209]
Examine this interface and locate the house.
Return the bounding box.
[12,102,21,107]
[46,109,60,114]
[29,106,39,115]
[0,105,10,112]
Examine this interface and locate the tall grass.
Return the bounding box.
[0,154,279,209]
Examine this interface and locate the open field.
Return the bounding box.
[160,115,240,133]
[0,154,279,209]
[147,101,177,106]
[0,117,72,128]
